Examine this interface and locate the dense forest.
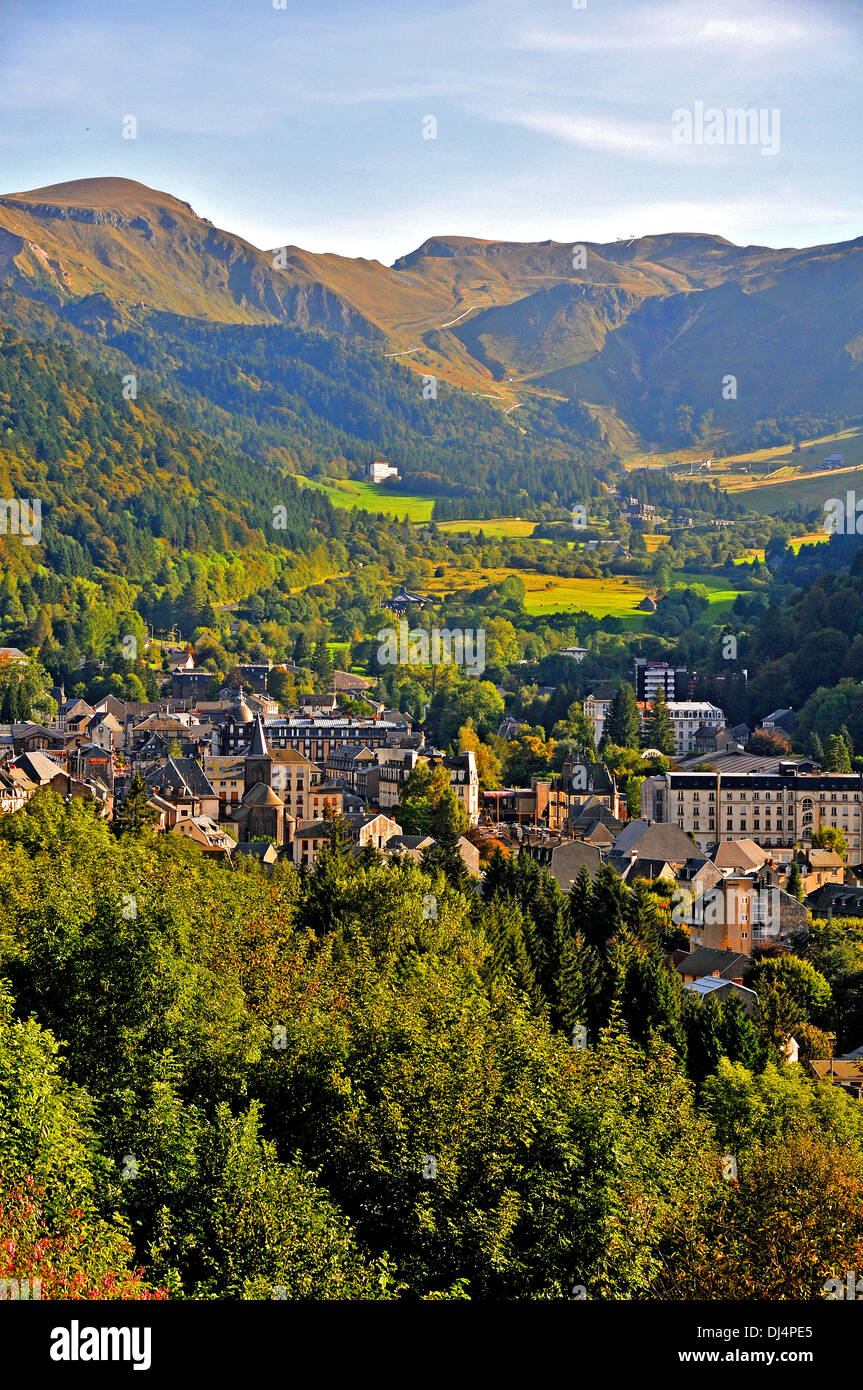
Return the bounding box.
[0,300,614,514]
[2,791,862,1300]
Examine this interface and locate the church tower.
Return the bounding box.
[244,714,273,792]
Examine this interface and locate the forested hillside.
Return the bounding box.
[2,792,862,1300]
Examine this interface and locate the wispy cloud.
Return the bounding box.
[0,0,858,259]
[497,111,692,163]
[514,1,840,54]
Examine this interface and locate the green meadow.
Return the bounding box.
[436,518,539,538]
[424,566,656,625]
[297,476,436,522]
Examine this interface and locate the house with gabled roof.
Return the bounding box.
[683,976,757,1015]
[292,810,403,869]
[673,946,749,984]
[795,847,844,895]
[523,836,603,892]
[143,756,219,821]
[610,819,698,874]
[172,815,236,859]
[232,840,279,869]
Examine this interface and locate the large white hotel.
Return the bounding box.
[641,767,863,856]
[583,689,726,756]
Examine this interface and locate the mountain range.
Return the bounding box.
[1,176,861,461]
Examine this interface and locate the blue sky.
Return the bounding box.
[1,0,860,263]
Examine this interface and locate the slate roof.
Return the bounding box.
[384,834,435,851]
[621,857,676,883]
[683,978,757,1007]
[542,840,603,892]
[674,946,749,980]
[10,750,66,783]
[233,841,278,861]
[612,819,697,864]
[145,757,216,800]
[711,838,768,872]
[241,782,284,807]
[804,849,843,869]
[805,884,863,917]
[247,714,269,758]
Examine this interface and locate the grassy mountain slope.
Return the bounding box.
[0,177,377,338]
[1,176,861,466]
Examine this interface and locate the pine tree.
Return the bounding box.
[588,864,628,952]
[481,897,538,1003]
[621,947,686,1055]
[293,631,311,664]
[422,813,469,890]
[825,734,851,772]
[717,996,762,1071]
[0,684,15,723]
[604,682,641,750]
[787,860,804,903]
[626,879,663,951]
[481,845,513,901]
[645,688,675,756]
[112,771,159,836]
[559,930,603,1040]
[568,864,595,940]
[311,638,334,689]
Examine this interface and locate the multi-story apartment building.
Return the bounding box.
[583,686,725,755]
[219,710,412,760]
[642,767,863,856]
[202,755,246,809]
[582,685,619,744]
[665,702,727,756]
[634,658,691,703]
[325,745,379,800]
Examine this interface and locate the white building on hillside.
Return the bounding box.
[366,462,400,484]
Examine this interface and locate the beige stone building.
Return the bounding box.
[642,768,863,857]
[205,748,342,822]
[292,810,402,869]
